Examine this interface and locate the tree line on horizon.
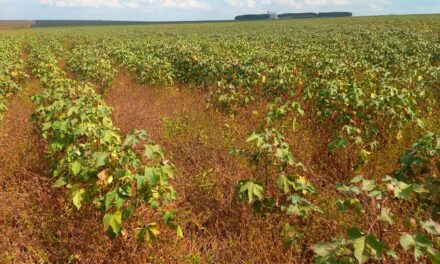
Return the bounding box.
[235,12,353,21]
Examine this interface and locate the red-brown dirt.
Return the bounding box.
[0,21,34,30]
[103,72,318,263]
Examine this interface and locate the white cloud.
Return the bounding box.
[275,0,303,9]
[161,0,211,10]
[37,0,212,10]
[226,0,259,9]
[368,0,392,11]
[305,0,350,5]
[225,0,352,10]
[37,0,124,7]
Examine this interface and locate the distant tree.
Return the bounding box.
[278,13,318,19]
[318,12,352,17]
[277,12,352,20]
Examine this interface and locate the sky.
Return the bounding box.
[0,0,439,21]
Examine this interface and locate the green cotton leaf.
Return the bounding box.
[337,199,364,214]
[114,168,131,181]
[143,144,165,160]
[368,190,385,200]
[420,220,440,235]
[336,183,360,195]
[73,125,87,136]
[414,233,432,247]
[414,244,424,260]
[275,147,294,165]
[101,130,119,144]
[42,122,51,131]
[329,138,348,152]
[105,190,117,210]
[239,181,264,204]
[123,129,148,147]
[103,210,122,234]
[312,240,342,257]
[365,234,384,259]
[292,176,314,194]
[162,164,174,178]
[145,167,159,186]
[150,199,159,209]
[114,192,127,209]
[50,138,65,151]
[52,177,67,188]
[70,161,82,176]
[427,247,440,263]
[101,130,114,143]
[412,184,429,194]
[400,234,415,250]
[393,181,414,200]
[378,207,394,225]
[162,211,177,227]
[135,174,147,190]
[102,117,113,128]
[72,188,86,210]
[92,152,109,167]
[276,174,293,194]
[157,167,170,186]
[348,227,365,240]
[353,236,368,264]
[361,179,376,192]
[336,199,350,211]
[350,175,364,183]
[52,120,68,132]
[291,102,304,116]
[118,184,132,196]
[246,131,261,143]
[135,223,160,243]
[122,204,135,220]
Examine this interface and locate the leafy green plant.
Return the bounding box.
[66,44,116,90]
[313,133,440,263]
[0,38,28,124]
[28,40,179,240]
[233,99,318,219]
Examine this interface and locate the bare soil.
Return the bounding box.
[0,21,34,30]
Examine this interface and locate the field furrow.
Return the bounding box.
[0,79,60,262]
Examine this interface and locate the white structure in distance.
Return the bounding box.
[268,11,277,19]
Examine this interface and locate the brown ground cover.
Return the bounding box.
[0,21,34,30]
[103,72,308,263]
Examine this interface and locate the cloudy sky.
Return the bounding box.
[0,0,439,21]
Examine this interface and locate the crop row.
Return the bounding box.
[27,39,180,241]
[66,43,116,90]
[0,38,28,124]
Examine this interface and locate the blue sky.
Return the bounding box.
[0,0,439,21]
